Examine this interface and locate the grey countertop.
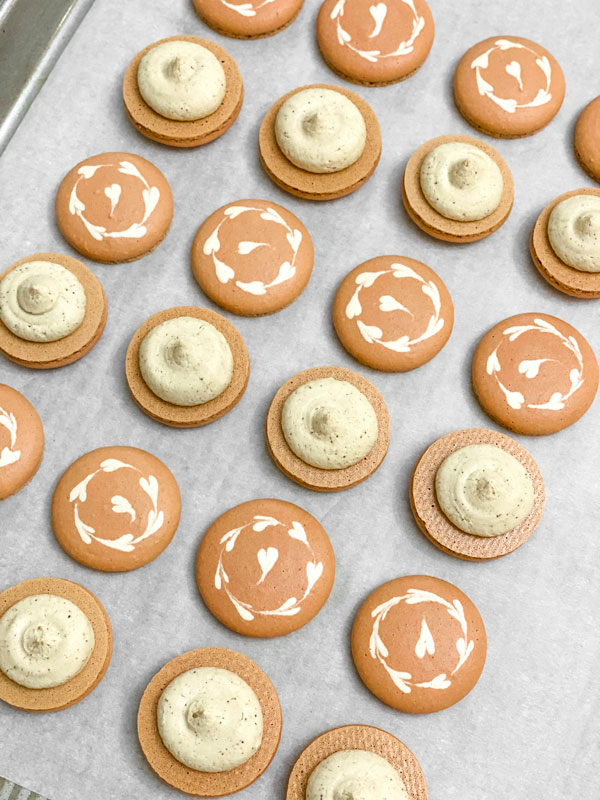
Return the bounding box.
[1,1,599,798]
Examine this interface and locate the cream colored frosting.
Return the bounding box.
[420,142,503,221]
[0,594,94,689]
[306,750,409,800]
[275,88,366,174]
[157,667,263,772]
[139,316,233,406]
[282,377,378,469]
[435,444,534,537]
[137,40,226,121]
[0,261,86,342]
[547,195,600,273]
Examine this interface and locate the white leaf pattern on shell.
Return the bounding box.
[368,3,387,38]
[288,521,309,545]
[111,495,136,522]
[0,405,20,468]
[378,295,413,315]
[256,547,279,584]
[252,515,279,532]
[332,0,424,62]
[237,241,267,255]
[415,617,435,659]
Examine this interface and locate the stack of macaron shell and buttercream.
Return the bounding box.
[259,84,382,200]
[123,37,244,147]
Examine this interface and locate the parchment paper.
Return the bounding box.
[1,1,599,798]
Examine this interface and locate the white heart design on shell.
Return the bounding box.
[306,561,323,591]
[256,547,279,584]
[378,294,413,315]
[415,618,436,659]
[505,60,523,91]
[368,3,387,38]
[104,183,121,216]
[518,358,551,379]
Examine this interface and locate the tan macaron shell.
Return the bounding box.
[333,256,454,371]
[575,96,600,183]
[472,313,599,435]
[454,36,565,138]
[530,188,600,298]
[266,365,390,492]
[0,253,107,369]
[191,199,314,316]
[286,725,428,800]
[196,499,335,637]
[123,37,244,148]
[0,578,112,712]
[259,84,382,201]
[352,575,486,714]
[52,446,181,572]
[125,306,250,428]
[410,428,545,561]
[56,153,173,263]
[137,648,282,797]
[193,0,304,39]
[317,0,434,87]
[402,135,514,243]
[0,385,44,500]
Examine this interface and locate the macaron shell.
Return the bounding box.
[123,37,244,148]
[266,365,390,492]
[191,199,314,316]
[530,188,600,298]
[410,428,545,561]
[52,446,181,572]
[333,256,453,371]
[196,499,335,637]
[259,84,381,201]
[472,313,599,435]
[0,253,107,369]
[454,36,565,138]
[193,0,304,38]
[0,577,112,712]
[56,153,173,263]
[351,575,486,713]
[286,725,428,800]
[402,134,514,243]
[0,385,44,500]
[575,96,600,183]
[137,648,282,797]
[317,0,434,86]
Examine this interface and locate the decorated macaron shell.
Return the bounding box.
[287,725,428,800]
[191,200,314,316]
[52,446,181,572]
[0,385,44,500]
[192,0,305,39]
[137,648,281,796]
[530,188,600,298]
[317,0,434,87]
[123,37,244,148]
[0,577,112,712]
[266,366,390,491]
[410,428,545,561]
[196,499,335,637]
[472,313,599,435]
[126,306,250,427]
[351,576,486,713]
[259,84,381,201]
[0,253,107,369]
[575,97,600,184]
[402,135,514,243]
[454,36,565,138]
[55,153,173,263]
[333,256,453,371]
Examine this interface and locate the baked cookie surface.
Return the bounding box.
[193,0,304,38]
[0,384,44,500]
[196,499,335,637]
[575,96,600,183]
[352,575,486,713]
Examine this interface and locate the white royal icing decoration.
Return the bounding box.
[345,261,444,353]
[369,588,475,694]
[203,205,302,296]
[0,404,20,468]
[330,0,425,63]
[486,317,585,412]
[69,458,165,552]
[219,0,275,16]
[214,515,324,622]
[470,39,552,114]
[68,161,160,241]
